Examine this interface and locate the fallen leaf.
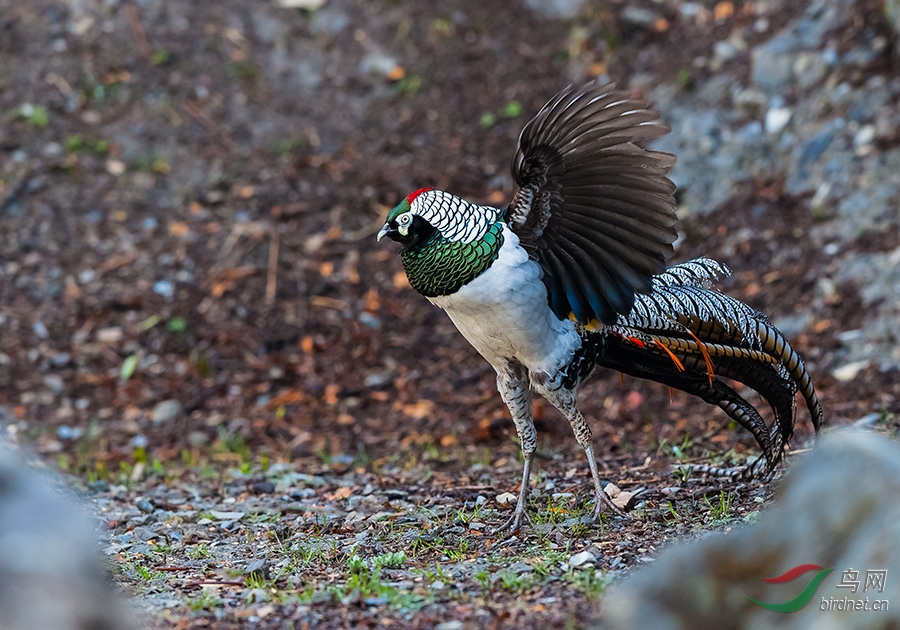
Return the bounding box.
[402,400,435,419]
[392,271,410,289]
[386,65,406,81]
[487,190,505,205]
[714,1,734,20]
[169,221,190,237]
[324,383,340,405]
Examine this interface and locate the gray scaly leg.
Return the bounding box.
[536,384,626,521]
[494,361,536,533]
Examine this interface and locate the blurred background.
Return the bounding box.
[1,0,898,480]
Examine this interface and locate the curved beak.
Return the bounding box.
[376,223,393,242]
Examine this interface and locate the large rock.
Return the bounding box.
[0,440,136,630]
[600,431,900,629]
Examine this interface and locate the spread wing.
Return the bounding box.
[508,82,678,325]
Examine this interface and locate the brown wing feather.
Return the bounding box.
[509,82,678,324]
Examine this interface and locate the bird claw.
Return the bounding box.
[492,506,533,535]
[592,486,627,521]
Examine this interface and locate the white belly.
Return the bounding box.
[428,225,580,378]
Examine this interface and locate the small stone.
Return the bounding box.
[153,280,175,299]
[523,0,584,19]
[96,327,124,343]
[51,352,71,367]
[764,107,792,134]
[57,425,83,440]
[364,597,388,606]
[132,526,156,542]
[106,159,126,175]
[853,124,876,156]
[151,400,182,423]
[434,622,464,630]
[340,588,362,607]
[136,500,155,514]
[612,491,637,511]
[568,550,596,567]
[32,321,49,339]
[621,6,660,28]
[832,360,869,382]
[245,559,270,580]
[208,510,245,521]
[495,492,517,505]
[44,374,65,395]
[276,0,325,7]
[42,142,64,158]
[248,480,275,495]
[88,480,110,493]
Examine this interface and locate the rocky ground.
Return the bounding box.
[1,0,898,628]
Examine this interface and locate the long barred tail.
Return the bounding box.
[586,256,822,479]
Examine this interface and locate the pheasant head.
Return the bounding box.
[377,187,505,297]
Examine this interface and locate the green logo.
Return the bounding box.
[746,564,834,613]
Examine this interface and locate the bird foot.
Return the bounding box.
[592,485,627,521]
[492,506,533,535]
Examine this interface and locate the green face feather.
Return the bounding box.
[400,220,504,297]
[385,199,411,224]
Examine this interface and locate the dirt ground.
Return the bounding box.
[1,0,898,628]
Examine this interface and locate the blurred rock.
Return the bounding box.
[600,431,900,629]
[888,0,900,54]
[151,399,183,423]
[750,0,853,92]
[0,440,136,630]
[523,0,584,19]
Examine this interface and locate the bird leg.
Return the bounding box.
[493,362,536,534]
[538,385,626,521]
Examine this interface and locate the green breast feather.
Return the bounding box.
[401,221,505,297]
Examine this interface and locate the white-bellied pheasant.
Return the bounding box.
[377,81,823,532]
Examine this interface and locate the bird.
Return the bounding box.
[377,81,823,532]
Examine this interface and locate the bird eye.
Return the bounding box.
[397,213,412,226]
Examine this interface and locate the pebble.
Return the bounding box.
[32,320,49,339]
[153,280,175,299]
[568,550,597,567]
[88,480,110,493]
[832,360,870,382]
[208,510,245,521]
[522,0,584,19]
[132,526,157,542]
[57,425,83,440]
[245,559,270,580]
[96,327,123,343]
[248,479,275,494]
[151,399,182,423]
[764,107,792,134]
[44,374,66,395]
